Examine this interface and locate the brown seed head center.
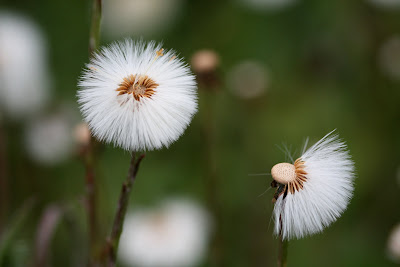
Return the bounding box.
[116,74,158,101]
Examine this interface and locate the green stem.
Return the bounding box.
[89,0,102,55]
[105,152,145,267]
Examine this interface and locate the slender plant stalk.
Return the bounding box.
[34,205,63,267]
[89,0,102,55]
[200,89,223,266]
[84,0,102,264]
[195,62,223,266]
[0,198,35,266]
[104,152,145,266]
[0,122,8,230]
[278,220,288,267]
[84,146,99,264]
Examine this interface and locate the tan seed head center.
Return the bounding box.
[116,74,158,101]
[271,159,308,194]
[271,163,296,184]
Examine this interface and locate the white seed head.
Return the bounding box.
[272,130,355,240]
[271,163,296,184]
[77,39,198,151]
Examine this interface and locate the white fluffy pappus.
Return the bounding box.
[271,131,355,240]
[78,39,198,151]
[118,199,212,267]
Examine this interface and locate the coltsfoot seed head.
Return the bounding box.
[77,39,198,151]
[271,130,355,240]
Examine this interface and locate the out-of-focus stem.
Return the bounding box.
[200,90,223,266]
[278,220,288,267]
[84,144,98,264]
[194,52,223,265]
[34,205,63,267]
[104,152,145,267]
[0,198,35,266]
[86,0,102,264]
[89,0,102,55]
[0,122,8,230]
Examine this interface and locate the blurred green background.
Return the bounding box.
[0,0,400,266]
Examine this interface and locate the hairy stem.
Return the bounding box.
[105,152,145,267]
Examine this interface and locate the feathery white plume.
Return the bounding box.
[78,39,197,151]
[271,131,355,240]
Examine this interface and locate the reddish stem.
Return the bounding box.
[104,152,145,267]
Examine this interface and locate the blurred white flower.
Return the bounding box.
[78,39,197,151]
[25,112,74,165]
[119,199,211,267]
[239,0,297,11]
[388,224,400,262]
[103,0,183,38]
[0,12,50,119]
[368,0,400,9]
[378,36,400,81]
[271,131,355,240]
[227,61,268,99]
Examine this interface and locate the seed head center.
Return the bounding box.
[131,84,146,95]
[271,163,297,184]
[271,158,308,195]
[116,74,158,102]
